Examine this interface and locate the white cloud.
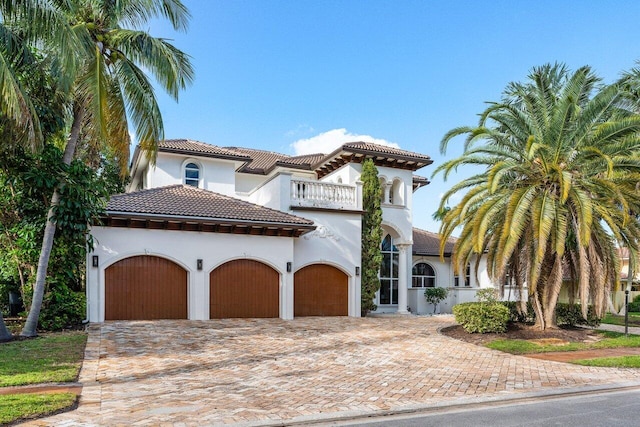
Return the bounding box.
[291,128,400,155]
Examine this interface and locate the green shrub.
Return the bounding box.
[628,295,640,313]
[475,288,499,303]
[38,288,85,331]
[453,302,510,333]
[555,303,600,327]
[502,301,536,323]
[501,301,600,327]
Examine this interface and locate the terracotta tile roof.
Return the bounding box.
[224,147,288,174]
[279,153,325,166]
[412,228,456,256]
[222,147,323,174]
[412,174,430,190]
[106,185,315,226]
[342,142,433,163]
[314,142,433,178]
[158,139,251,161]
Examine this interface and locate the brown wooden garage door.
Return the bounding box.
[294,264,348,316]
[210,259,279,318]
[105,255,187,320]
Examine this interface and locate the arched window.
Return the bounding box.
[184,162,200,187]
[379,234,399,305]
[391,178,404,206]
[412,263,435,288]
[454,264,471,287]
[379,177,387,203]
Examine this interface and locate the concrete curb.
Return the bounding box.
[243,382,640,426]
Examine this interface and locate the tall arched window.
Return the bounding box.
[412,263,435,288]
[184,162,200,187]
[379,234,399,305]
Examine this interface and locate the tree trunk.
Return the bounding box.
[20,107,84,337]
[0,310,11,342]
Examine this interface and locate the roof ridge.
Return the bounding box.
[225,146,290,157]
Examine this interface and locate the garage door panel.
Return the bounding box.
[295,264,348,316]
[210,259,279,318]
[105,256,187,320]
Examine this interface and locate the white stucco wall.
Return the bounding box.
[87,227,296,322]
[246,173,291,212]
[408,256,453,314]
[144,153,237,196]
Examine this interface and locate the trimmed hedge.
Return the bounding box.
[453,302,510,334]
[501,301,600,327]
[629,295,640,313]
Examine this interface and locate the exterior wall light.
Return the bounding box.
[92,255,99,268]
[286,262,292,273]
[197,259,203,271]
[355,266,360,276]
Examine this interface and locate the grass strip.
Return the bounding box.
[0,392,76,425]
[601,313,640,327]
[0,332,87,387]
[572,355,640,368]
[486,330,640,355]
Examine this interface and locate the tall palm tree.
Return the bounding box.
[436,64,640,330]
[19,0,194,337]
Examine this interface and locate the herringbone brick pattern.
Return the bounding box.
[23,316,640,426]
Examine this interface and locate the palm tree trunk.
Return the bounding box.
[20,106,84,337]
[0,310,11,342]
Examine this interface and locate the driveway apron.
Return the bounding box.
[23,316,640,426]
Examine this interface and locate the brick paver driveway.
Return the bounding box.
[28,316,640,426]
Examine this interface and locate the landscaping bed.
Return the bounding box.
[440,322,601,347]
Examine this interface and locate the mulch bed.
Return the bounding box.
[440,322,602,346]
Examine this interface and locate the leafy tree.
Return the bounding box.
[424,287,448,313]
[361,159,383,315]
[0,144,119,333]
[6,0,195,337]
[436,63,640,330]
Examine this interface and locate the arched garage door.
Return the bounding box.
[294,264,348,316]
[210,259,279,318]
[105,256,187,320]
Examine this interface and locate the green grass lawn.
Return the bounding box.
[571,355,640,368]
[601,312,640,327]
[0,331,86,425]
[487,330,640,355]
[0,332,87,386]
[0,393,77,425]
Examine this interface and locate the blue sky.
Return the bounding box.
[149,0,640,232]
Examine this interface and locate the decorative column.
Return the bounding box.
[396,243,409,314]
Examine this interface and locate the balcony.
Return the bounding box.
[291,179,361,210]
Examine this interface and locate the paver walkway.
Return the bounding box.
[21,316,640,426]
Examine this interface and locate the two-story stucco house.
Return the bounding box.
[86,139,496,322]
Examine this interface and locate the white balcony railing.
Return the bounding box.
[291,179,358,210]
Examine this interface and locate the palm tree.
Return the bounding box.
[435,64,640,330]
[19,0,194,337]
[0,0,77,149]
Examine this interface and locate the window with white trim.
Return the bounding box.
[184,162,200,187]
[454,264,471,287]
[379,234,399,304]
[412,262,436,288]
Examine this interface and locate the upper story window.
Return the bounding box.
[454,264,471,287]
[391,178,404,206]
[412,262,435,288]
[184,162,200,187]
